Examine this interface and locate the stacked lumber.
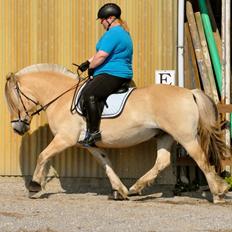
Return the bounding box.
[185,0,221,104]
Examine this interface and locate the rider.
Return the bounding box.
[78,3,133,147]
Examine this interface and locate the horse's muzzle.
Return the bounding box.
[11,120,30,135]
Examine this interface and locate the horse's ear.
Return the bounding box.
[6,73,13,81]
[6,72,16,83]
[6,72,14,81]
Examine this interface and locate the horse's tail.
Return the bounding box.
[191,89,231,172]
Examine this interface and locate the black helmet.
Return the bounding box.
[97,3,121,19]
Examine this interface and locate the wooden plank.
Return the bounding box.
[217,104,232,113]
[195,12,219,103]
[186,1,213,98]
[184,22,201,89]
[184,23,191,89]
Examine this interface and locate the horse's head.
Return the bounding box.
[5,73,38,135]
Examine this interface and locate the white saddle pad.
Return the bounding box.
[73,83,135,118]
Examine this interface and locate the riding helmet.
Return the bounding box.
[97,3,121,19]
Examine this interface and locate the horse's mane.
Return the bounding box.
[5,64,77,113]
[16,63,77,79]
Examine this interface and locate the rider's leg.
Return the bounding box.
[79,74,130,146]
[80,95,102,146]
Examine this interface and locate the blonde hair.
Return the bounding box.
[117,18,130,32]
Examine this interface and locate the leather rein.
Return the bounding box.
[10,67,88,124]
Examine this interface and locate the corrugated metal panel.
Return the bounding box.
[0,0,177,181]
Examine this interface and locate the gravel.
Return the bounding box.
[0,177,232,232]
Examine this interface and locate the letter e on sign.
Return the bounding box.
[155,70,176,85]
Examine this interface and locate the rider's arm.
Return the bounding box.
[89,50,109,69]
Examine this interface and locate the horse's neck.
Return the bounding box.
[20,72,76,105]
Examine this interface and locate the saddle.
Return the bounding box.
[72,82,135,118]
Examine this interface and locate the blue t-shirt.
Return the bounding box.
[93,25,133,79]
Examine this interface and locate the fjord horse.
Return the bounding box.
[4,64,231,203]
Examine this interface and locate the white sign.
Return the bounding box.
[155,70,176,85]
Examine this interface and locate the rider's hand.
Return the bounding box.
[88,68,94,78]
[78,60,90,72]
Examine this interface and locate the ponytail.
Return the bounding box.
[117,18,130,32]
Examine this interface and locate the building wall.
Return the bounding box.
[0,0,177,183]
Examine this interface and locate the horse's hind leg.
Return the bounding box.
[183,139,229,203]
[129,134,174,195]
[87,147,129,200]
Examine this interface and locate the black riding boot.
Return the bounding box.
[79,96,102,147]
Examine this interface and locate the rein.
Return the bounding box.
[31,82,80,116]
[31,65,89,116]
[11,70,89,119]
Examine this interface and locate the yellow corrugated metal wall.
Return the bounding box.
[0,0,177,181]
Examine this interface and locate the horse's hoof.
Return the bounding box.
[128,189,142,196]
[213,194,226,204]
[108,190,128,201]
[28,180,42,193]
[128,187,142,196]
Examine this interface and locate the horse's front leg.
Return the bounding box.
[28,134,74,193]
[87,147,129,200]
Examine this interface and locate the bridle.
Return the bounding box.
[10,80,38,125]
[9,66,89,125]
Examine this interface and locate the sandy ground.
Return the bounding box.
[0,177,232,232]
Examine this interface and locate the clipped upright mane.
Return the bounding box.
[16,63,77,79]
